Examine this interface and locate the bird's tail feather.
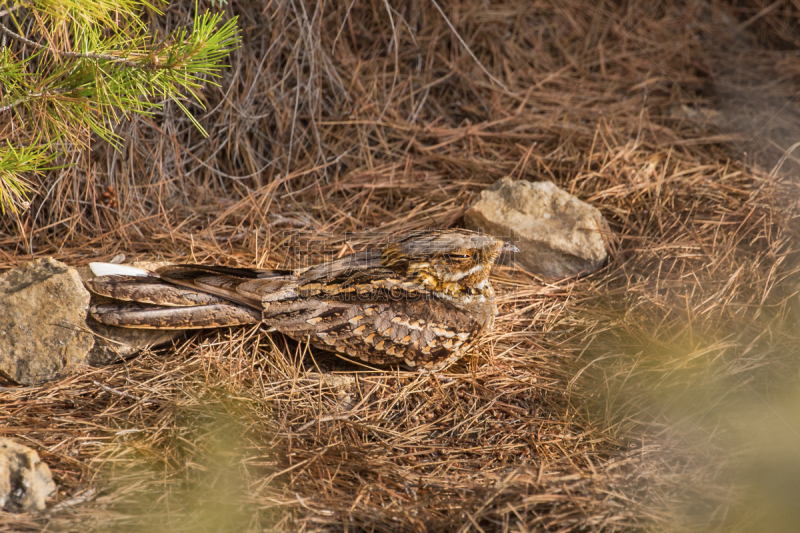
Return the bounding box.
[89,301,262,329]
[85,264,266,329]
[87,275,231,306]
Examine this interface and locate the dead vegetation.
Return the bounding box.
[2,0,800,531]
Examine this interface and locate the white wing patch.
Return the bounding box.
[90,262,154,277]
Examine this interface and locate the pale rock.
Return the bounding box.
[0,438,56,512]
[0,259,181,385]
[0,258,94,385]
[464,177,609,277]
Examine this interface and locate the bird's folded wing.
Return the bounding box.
[90,302,261,329]
[156,265,295,308]
[86,275,231,306]
[157,264,292,279]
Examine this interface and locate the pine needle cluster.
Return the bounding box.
[0,0,239,214]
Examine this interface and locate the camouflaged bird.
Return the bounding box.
[86,229,517,369]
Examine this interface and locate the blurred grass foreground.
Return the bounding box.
[2,0,800,531]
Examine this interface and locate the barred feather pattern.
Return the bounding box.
[86,229,515,369]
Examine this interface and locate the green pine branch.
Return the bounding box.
[0,0,240,214]
[0,140,51,215]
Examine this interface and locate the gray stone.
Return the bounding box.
[464,178,609,277]
[0,258,94,385]
[78,263,183,366]
[0,438,56,512]
[0,259,182,385]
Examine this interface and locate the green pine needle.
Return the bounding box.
[0,0,240,215]
[0,142,53,215]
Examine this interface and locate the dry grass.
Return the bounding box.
[2,0,800,531]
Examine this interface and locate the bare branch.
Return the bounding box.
[0,89,71,113]
[0,20,162,69]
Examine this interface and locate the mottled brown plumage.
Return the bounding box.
[86,229,516,369]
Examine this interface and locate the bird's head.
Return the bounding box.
[381,229,517,297]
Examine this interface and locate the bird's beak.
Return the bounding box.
[501,242,520,253]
